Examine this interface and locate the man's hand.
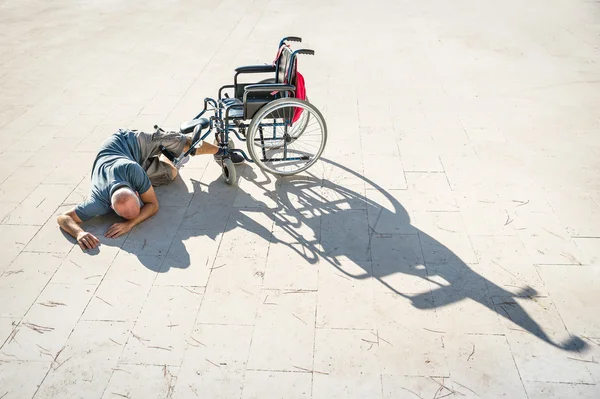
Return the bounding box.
[77,231,100,250]
[59,209,99,251]
[105,222,133,239]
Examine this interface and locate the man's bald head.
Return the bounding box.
[111,187,141,220]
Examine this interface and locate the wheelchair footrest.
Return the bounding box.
[159,145,177,162]
[180,118,209,134]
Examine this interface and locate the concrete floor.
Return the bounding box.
[1,0,600,397]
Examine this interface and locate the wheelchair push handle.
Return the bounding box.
[295,49,315,56]
[279,36,302,48]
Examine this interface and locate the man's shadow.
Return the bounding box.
[95,158,586,352]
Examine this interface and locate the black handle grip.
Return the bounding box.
[159,145,176,162]
[296,49,315,56]
[284,36,302,42]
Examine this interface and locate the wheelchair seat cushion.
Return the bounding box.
[222,98,242,107]
[221,98,244,118]
[180,117,209,134]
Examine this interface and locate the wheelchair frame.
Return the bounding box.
[157,36,326,184]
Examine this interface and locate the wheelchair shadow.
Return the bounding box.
[136,158,586,352]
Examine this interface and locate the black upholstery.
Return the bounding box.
[244,93,276,120]
[179,117,209,134]
[222,98,242,107]
[235,64,276,74]
[244,83,295,95]
[242,83,295,119]
[222,98,244,118]
[275,47,294,85]
[221,95,276,120]
[226,42,302,120]
[234,83,253,99]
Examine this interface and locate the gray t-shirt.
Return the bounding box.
[75,130,151,221]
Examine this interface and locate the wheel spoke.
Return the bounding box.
[246,99,326,176]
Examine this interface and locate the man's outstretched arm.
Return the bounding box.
[57,210,100,250]
[105,186,159,238]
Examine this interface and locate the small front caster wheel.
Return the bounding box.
[221,158,236,185]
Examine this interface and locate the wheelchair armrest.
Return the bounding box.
[235,64,276,74]
[244,83,296,102]
[243,83,295,103]
[245,83,295,93]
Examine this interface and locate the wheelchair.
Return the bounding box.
[158,36,327,185]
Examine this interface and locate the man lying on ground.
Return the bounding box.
[57,128,243,250]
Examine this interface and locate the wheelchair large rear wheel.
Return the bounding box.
[246,98,327,176]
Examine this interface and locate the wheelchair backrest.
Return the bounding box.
[274,45,296,86]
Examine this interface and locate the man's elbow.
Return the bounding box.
[57,209,84,228]
[57,214,68,226]
[144,202,159,215]
[58,211,81,226]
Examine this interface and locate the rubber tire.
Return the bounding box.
[222,158,236,185]
[246,97,327,176]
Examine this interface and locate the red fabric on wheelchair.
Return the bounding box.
[273,44,307,124]
[292,71,306,123]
